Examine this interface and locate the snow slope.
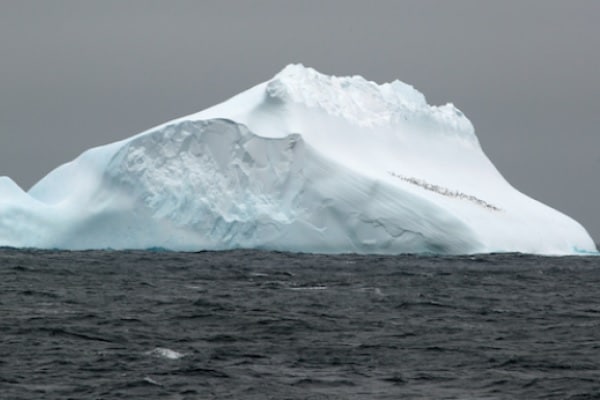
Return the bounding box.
[0,64,596,254]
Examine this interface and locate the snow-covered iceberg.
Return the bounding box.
[0,64,596,254]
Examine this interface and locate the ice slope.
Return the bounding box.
[0,64,596,254]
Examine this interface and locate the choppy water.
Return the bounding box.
[1,249,599,399]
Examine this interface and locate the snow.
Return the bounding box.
[0,64,596,254]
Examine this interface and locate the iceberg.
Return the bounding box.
[0,64,596,254]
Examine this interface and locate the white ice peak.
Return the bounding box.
[266,64,476,144]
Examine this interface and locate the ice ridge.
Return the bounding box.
[266,64,476,143]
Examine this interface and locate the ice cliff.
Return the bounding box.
[0,64,596,254]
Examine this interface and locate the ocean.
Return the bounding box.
[1,249,599,399]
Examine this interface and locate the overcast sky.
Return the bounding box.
[0,1,598,243]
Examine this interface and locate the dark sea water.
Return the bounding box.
[1,249,599,400]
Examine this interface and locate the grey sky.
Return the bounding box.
[0,0,598,243]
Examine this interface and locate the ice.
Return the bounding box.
[147,347,185,360]
[0,64,596,254]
